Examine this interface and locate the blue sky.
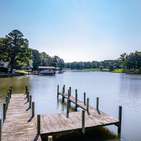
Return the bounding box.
[0,0,141,62]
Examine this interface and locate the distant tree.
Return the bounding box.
[32,49,41,70]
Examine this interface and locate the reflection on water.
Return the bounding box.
[1,72,141,141]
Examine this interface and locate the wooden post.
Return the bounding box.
[3,103,6,122]
[27,92,30,102]
[69,87,71,97]
[48,136,53,141]
[0,119,1,141]
[32,102,35,117]
[66,89,70,118]
[57,85,59,99]
[82,110,85,134]
[29,95,32,109]
[25,86,28,93]
[75,89,78,111]
[96,97,100,114]
[118,106,122,138]
[84,92,86,105]
[9,86,12,97]
[63,85,65,94]
[5,96,9,111]
[86,98,90,115]
[37,114,41,135]
[66,95,70,118]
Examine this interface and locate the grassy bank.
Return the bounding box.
[15,70,29,75]
[112,69,126,73]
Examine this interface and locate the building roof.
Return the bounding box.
[38,66,56,69]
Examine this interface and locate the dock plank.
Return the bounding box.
[2,94,41,141]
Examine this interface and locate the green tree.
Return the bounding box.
[32,49,41,70]
[0,30,31,72]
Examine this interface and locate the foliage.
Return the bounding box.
[0,30,32,72]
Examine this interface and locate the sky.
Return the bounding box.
[0,0,141,62]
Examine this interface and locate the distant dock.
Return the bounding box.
[0,86,122,141]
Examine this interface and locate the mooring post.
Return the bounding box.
[3,103,6,122]
[96,97,100,114]
[37,114,41,135]
[32,102,35,117]
[62,85,65,103]
[63,85,65,94]
[66,90,70,118]
[27,92,30,102]
[84,92,86,105]
[0,119,1,141]
[87,98,90,115]
[75,89,78,111]
[25,86,28,96]
[69,87,71,107]
[118,106,122,138]
[57,85,59,99]
[9,86,12,98]
[82,110,85,134]
[29,95,32,109]
[5,96,9,111]
[48,136,53,141]
[69,87,71,96]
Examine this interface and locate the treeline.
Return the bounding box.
[65,51,141,73]
[65,60,120,71]
[32,50,64,70]
[0,30,64,72]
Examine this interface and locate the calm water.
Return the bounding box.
[0,71,141,141]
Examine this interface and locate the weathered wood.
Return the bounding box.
[29,95,32,109]
[40,110,119,135]
[32,102,35,117]
[96,97,100,114]
[57,85,59,99]
[5,96,9,110]
[2,94,41,141]
[84,92,86,105]
[82,110,85,134]
[3,103,6,122]
[75,89,78,111]
[37,114,41,135]
[118,106,122,137]
[66,90,70,118]
[62,85,65,103]
[87,98,90,115]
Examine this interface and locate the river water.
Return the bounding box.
[0,71,141,141]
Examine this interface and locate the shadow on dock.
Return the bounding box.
[41,127,119,141]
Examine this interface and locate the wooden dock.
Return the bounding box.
[1,87,41,141]
[0,85,122,141]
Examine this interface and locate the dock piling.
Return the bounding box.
[118,106,122,137]
[3,103,6,122]
[62,85,65,103]
[57,85,59,99]
[66,90,70,118]
[37,114,41,135]
[32,102,35,117]
[96,97,100,114]
[29,95,32,109]
[86,98,90,115]
[75,89,78,111]
[84,92,86,105]
[82,110,85,134]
